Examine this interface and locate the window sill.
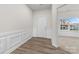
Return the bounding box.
[58,30,79,38]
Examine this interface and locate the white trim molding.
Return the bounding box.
[51,4,65,48]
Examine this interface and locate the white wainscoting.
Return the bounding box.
[0,30,32,54]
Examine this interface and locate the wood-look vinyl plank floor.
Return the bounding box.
[11,37,69,54]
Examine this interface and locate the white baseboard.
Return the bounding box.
[4,36,32,54]
[52,43,59,48]
[33,36,51,39]
[51,39,59,48]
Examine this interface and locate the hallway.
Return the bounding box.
[0,4,79,54]
[11,37,69,54]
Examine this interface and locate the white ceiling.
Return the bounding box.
[27,4,52,11]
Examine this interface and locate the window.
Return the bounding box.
[60,17,79,31]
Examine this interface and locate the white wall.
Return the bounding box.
[0,4,33,53]
[0,4,33,33]
[33,9,52,38]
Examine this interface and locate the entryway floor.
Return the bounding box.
[11,37,69,54]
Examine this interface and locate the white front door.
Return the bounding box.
[36,16,48,38]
